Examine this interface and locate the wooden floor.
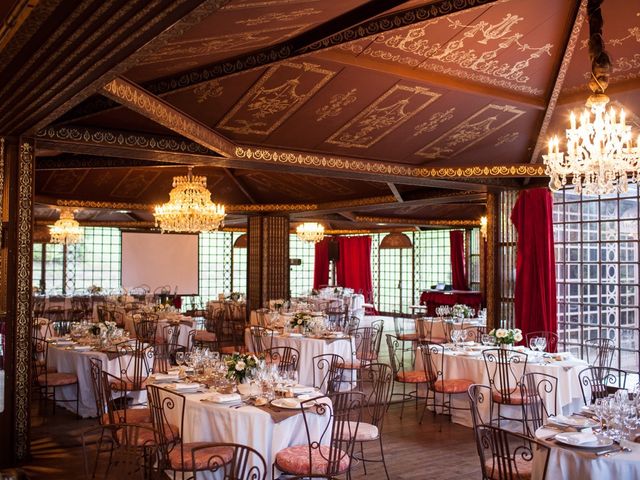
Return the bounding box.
[19,399,481,479]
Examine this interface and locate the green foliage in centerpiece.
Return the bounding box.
[225,353,260,383]
[291,312,312,329]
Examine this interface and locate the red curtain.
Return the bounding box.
[313,238,330,289]
[510,188,558,351]
[450,230,468,290]
[335,236,374,303]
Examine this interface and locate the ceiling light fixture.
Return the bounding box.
[154,167,225,233]
[49,208,83,245]
[543,0,640,195]
[296,222,325,243]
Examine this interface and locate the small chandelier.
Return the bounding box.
[49,208,83,245]
[543,0,640,195]
[480,216,488,240]
[154,167,225,233]
[296,222,325,243]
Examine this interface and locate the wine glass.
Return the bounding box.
[529,336,538,351]
[450,329,461,346]
[593,398,606,433]
[481,334,494,347]
[175,351,185,367]
[536,337,547,352]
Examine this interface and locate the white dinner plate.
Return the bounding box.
[551,415,599,428]
[554,432,613,449]
[270,398,317,409]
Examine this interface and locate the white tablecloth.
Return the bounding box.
[46,343,144,418]
[534,426,640,479]
[416,347,586,427]
[160,391,331,480]
[244,331,355,387]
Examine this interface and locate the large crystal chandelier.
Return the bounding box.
[296,222,325,243]
[49,208,83,245]
[543,0,640,195]
[154,167,226,233]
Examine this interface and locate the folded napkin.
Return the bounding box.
[207,392,241,403]
[552,415,594,427]
[73,345,93,351]
[169,382,202,392]
[292,385,315,394]
[556,431,597,446]
[153,373,181,382]
[279,398,301,408]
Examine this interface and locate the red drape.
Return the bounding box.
[313,238,330,289]
[510,188,558,351]
[450,230,468,290]
[335,236,374,304]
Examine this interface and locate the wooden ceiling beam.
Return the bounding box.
[527,0,586,168]
[59,0,500,123]
[387,183,404,203]
[557,77,640,107]
[224,168,257,204]
[354,215,480,227]
[318,50,546,110]
[101,76,237,157]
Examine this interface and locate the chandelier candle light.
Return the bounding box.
[296,222,325,243]
[49,208,83,245]
[543,0,640,195]
[154,167,225,233]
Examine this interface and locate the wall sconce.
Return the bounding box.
[480,216,488,240]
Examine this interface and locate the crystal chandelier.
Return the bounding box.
[49,208,83,245]
[154,167,226,233]
[543,0,640,195]
[296,222,325,243]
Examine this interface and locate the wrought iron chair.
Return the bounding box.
[192,309,222,352]
[419,342,473,424]
[468,383,495,430]
[482,348,529,432]
[108,339,153,403]
[264,346,299,375]
[393,316,418,342]
[584,337,615,368]
[273,391,364,479]
[326,305,349,331]
[349,363,394,480]
[578,366,628,405]
[525,331,559,353]
[386,334,428,419]
[520,372,558,436]
[312,353,345,395]
[32,337,79,417]
[189,443,267,480]
[248,325,274,355]
[134,318,158,345]
[81,423,159,480]
[473,424,550,480]
[345,316,360,335]
[415,317,445,344]
[344,325,383,371]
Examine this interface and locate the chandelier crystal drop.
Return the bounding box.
[543,0,640,196]
[296,222,325,243]
[49,208,83,245]
[154,167,226,233]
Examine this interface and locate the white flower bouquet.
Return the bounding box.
[291,312,313,329]
[225,353,260,383]
[452,303,474,319]
[488,327,523,346]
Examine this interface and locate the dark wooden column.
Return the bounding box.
[485,191,499,331]
[0,137,34,466]
[247,215,289,314]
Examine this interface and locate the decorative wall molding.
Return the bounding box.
[354,215,481,227]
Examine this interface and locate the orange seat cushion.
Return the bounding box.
[220,346,245,354]
[110,379,148,392]
[398,333,419,341]
[276,445,350,475]
[37,372,77,386]
[102,407,152,425]
[194,331,217,343]
[491,390,529,405]
[396,370,429,383]
[115,422,179,445]
[342,361,361,370]
[169,442,234,471]
[484,457,532,480]
[433,379,474,394]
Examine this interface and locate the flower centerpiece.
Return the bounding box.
[271,298,285,310]
[228,292,243,302]
[291,312,312,331]
[88,284,102,295]
[452,303,474,319]
[488,328,523,347]
[225,353,260,383]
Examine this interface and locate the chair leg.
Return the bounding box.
[400,382,406,419]
[378,435,391,480]
[360,441,367,475]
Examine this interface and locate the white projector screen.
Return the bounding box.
[121,232,199,295]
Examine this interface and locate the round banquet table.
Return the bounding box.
[415,346,587,427]
[534,426,640,479]
[159,390,331,480]
[244,330,355,387]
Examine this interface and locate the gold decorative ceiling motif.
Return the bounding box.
[218,61,336,135]
[41,169,88,194]
[494,132,520,146]
[416,103,525,159]
[110,170,161,199]
[325,85,441,148]
[315,88,358,122]
[193,79,224,103]
[413,107,456,137]
[235,7,321,26]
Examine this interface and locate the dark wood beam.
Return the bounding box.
[36,154,177,170]
[338,212,357,222]
[58,0,500,123]
[387,183,404,203]
[0,0,231,135]
[101,76,237,157]
[224,168,257,204]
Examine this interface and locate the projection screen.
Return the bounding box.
[121,231,199,295]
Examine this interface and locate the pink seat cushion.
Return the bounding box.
[339,421,379,441]
[433,379,474,394]
[396,370,429,383]
[110,378,148,392]
[38,372,77,386]
[194,331,217,343]
[169,442,234,471]
[484,457,532,479]
[398,333,419,341]
[102,407,152,425]
[276,445,350,475]
[492,390,529,405]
